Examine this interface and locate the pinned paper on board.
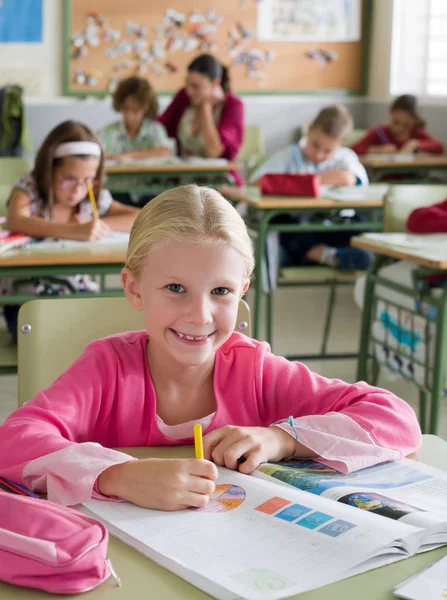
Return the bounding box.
[70,6,276,89]
[306,48,339,67]
[257,0,362,42]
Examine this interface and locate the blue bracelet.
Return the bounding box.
[287,416,299,442]
[272,416,299,442]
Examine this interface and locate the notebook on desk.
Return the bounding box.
[80,457,447,600]
[22,232,130,252]
[364,153,417,162]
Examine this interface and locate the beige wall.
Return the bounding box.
[367,0,394,99]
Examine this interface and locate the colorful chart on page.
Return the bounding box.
[199,484,246,512]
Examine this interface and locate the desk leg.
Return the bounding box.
[253,213,271,341]
[356,256,385,382]
[429,288,447,434]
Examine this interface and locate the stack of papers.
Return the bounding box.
[320,184,389,202]
[23,232,130,251]
[364,153,417,162]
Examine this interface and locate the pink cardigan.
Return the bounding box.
[158,88,245,184]
[0,332,421,505]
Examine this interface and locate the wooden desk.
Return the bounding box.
[104,160,241,195]
[221,186,385,345]
[0,245,127,304]
[361,155,447,183]
[0,435,446,599]
[352,234,447,270]
[352,233,447,434]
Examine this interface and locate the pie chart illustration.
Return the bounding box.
[198,484,246,512]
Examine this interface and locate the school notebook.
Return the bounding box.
[80,457,447,600]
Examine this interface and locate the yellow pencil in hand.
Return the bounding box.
[86,178,98,220]
[194,423,204,459]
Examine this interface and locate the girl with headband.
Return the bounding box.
[1,120,139,341]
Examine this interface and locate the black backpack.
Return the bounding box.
[0,85,25,156]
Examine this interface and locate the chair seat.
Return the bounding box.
[279,266,359,283]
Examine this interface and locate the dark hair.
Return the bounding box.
[112,76,158,119]
[187,53,230,93]
[309,105,353,140]
[32,120,104,210]
[390,94,425,127]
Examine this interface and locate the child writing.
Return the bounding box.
[0,185,421,510]
[352,94,444,156]
[249,105,371,271]
[1,120,138,340]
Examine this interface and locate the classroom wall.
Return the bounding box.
[11,0,447,154]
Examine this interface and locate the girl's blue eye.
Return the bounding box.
[212,287,229,296]
[167,284,185,293]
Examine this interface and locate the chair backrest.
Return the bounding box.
[384,184,447,232]
[237,125,266,176]
[17,297,251,406]
[0,157,32,217]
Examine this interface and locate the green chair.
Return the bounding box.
[0,157,33,370]
[357,184,447,434]
[238,125,266,179]
[0,156,32,218]
[383,184,447,232]
[17,297,251,406]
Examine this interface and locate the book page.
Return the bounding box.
[81,467,420,600]
[364,153,417,162]
[255,459,447,541]
[27,232,130,251]
[394,553,447,600]
[319,184,389,202]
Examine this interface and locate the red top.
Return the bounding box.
[407,199,447,233]
[352,124,445,156]
[158,88,245,184]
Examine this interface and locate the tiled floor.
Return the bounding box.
[1,284,446,439]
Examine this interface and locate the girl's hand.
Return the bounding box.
[400,139,419,154]
[378,144,398,154]
[98,458,218,510]
[203,426,296,474]
[71,219,111,241]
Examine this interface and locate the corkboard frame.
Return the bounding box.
[63,0,372,97]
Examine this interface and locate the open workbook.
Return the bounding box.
[81,457,447,600]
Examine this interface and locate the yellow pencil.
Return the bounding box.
[86,178,98,220]
[193,423,204,459]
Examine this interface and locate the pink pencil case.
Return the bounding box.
[0,490,115,594]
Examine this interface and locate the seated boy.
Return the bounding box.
[250,105,371,270]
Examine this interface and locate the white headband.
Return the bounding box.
[53,141,102,159]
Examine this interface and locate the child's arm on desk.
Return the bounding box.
[101,200,139,232]
[8,189,110,241]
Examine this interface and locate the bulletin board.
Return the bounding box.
[63,0,372,96]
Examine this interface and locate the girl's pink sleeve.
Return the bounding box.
[218,96,245,160]
[414,129,444,154]
[255,349,422,473]
[0,342,133,505]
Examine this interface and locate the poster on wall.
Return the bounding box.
[0,0,43,42]
[257,0,361,42]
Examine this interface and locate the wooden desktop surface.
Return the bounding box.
[351,235,447,270]
[0,435,445,599]
[361,155,447,169]
[105,161,241,174]
[221,187,384,210]
[0,246,127,267]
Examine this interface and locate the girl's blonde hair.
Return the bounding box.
[125,185,254,279]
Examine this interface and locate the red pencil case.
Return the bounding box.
[260,173,320,197]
